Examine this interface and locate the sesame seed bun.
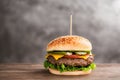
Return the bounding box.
[47,35,92,51]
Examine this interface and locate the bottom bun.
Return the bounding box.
[48,68,92,75]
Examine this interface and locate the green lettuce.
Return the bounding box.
[44,60,96,72]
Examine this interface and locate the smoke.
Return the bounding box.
[0,0,120,63]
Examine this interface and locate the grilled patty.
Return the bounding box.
[47,55,94,66]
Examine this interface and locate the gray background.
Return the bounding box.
[0,0,120,63]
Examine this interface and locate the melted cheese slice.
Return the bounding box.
[45,53,90,60]
[78,55,89,59]
[45,53,64,60]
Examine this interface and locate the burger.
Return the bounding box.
[44,35,96,75]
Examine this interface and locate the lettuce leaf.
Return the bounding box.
[44,60,96,72]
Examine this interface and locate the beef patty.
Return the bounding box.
[47,55,94,66]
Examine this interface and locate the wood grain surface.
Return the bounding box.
[0,64,120,80]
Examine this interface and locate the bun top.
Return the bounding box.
[47,35,92,51]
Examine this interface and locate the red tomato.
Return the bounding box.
[63,55,80,58]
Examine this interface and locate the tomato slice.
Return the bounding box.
[63,55,80,58]
[63,54,90,59]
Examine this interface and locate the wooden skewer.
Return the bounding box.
[70,15,72,35]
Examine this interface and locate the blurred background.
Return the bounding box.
[0,0,120,63]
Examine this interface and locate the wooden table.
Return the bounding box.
[0,64,120,80]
